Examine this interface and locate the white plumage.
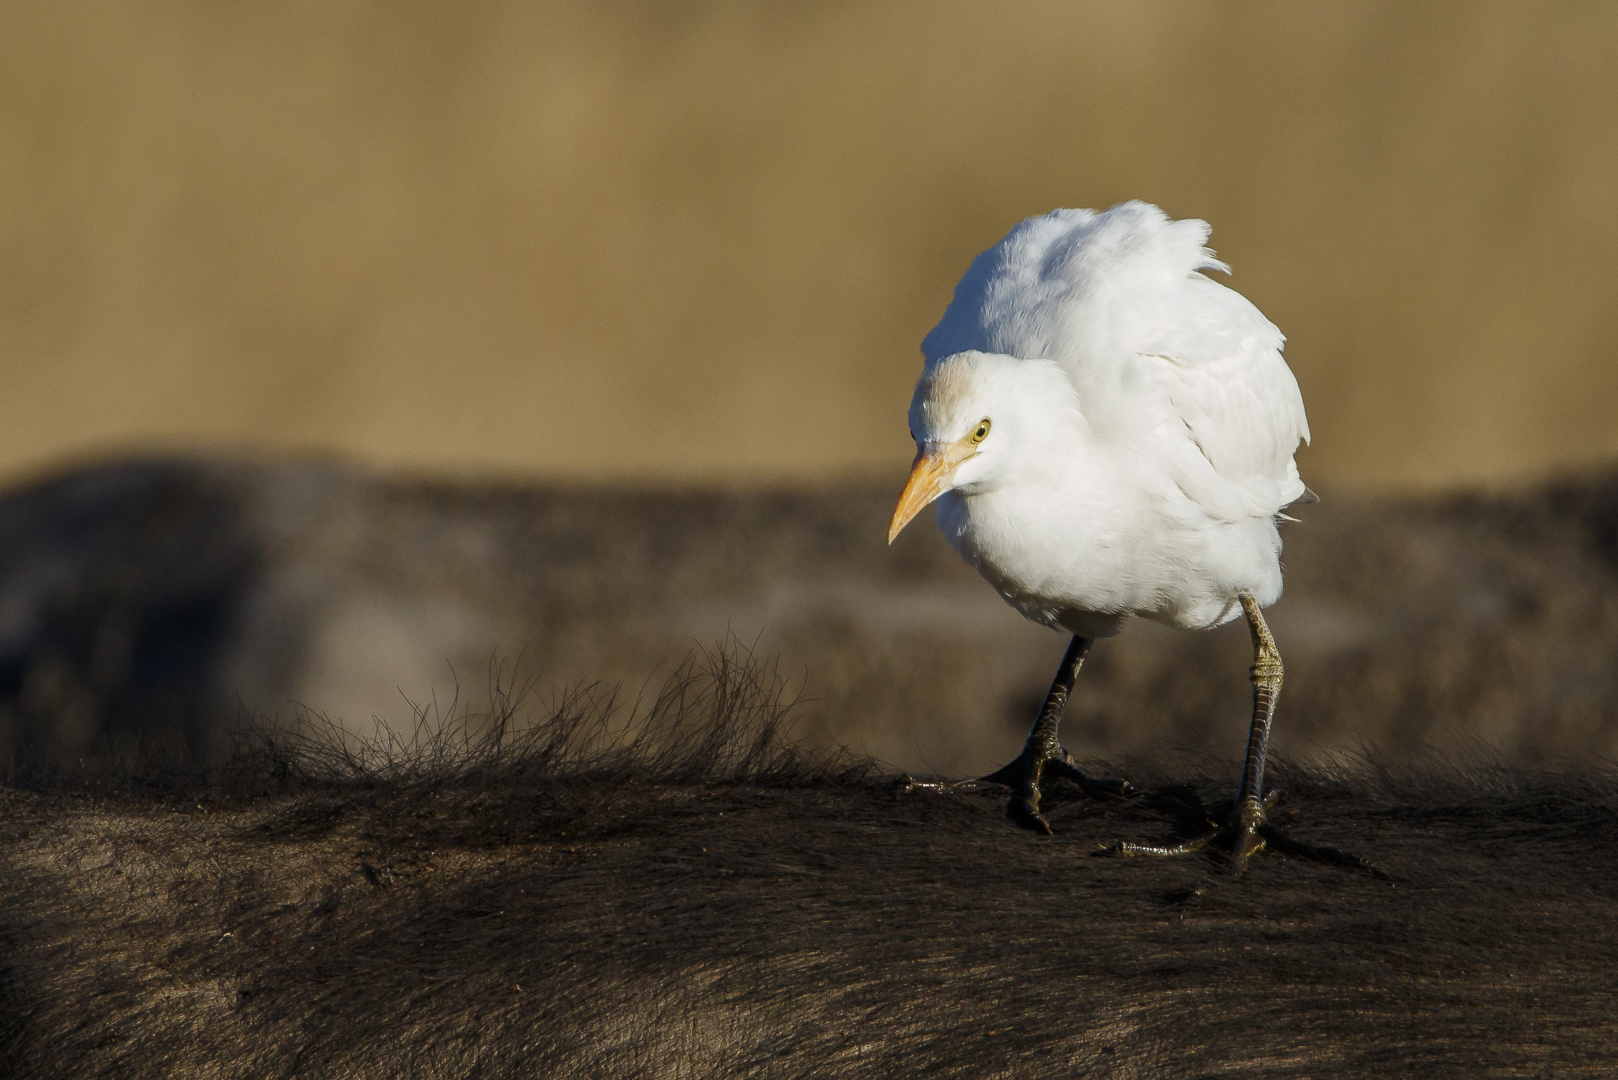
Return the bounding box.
[891,201,1310,639]
[889,203,1342,864]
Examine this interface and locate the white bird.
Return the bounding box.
[888,201,1330,871]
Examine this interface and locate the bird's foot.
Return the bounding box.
[977,738,1132,834]
[1098,789,1380,876]
[1101,791,1277,870]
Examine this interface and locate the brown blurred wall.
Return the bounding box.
[3,0,1616,491]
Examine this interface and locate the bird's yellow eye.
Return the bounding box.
[970,418,992,444]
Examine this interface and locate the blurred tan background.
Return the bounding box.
[3,0,1616,492]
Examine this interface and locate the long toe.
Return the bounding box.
[1044,757,1133,800]
[1255,824,1385,876]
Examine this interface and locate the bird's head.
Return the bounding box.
[888,350,1080,543]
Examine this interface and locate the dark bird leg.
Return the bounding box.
[978,635,1131,833]
[1103,593,1375,874]
[1230,591,1284,869]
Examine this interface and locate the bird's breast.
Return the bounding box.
[936,467,1287,635]
[935,478,1144,635]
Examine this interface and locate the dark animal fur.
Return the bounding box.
[3,646,1616,1078]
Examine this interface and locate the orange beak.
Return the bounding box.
[888,443,971,544]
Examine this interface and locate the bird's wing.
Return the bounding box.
[921,201,1309,521]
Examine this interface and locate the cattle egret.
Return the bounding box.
[890,201,1333,872]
